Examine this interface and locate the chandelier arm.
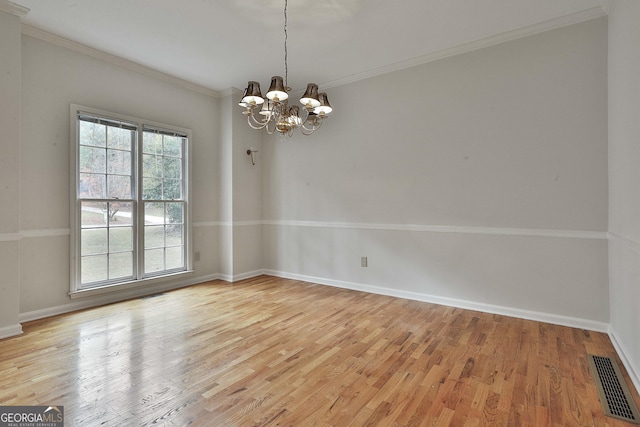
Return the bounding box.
[300,117,323,133]
[297,108,313,130]
[246,110,272,130]
[299,126,314,136]
[299,120,321,135]
[265,109,282,134]
[247,116,266,130]
[265,120,277,135]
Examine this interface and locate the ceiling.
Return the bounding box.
[16,0,608,95]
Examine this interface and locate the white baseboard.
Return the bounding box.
[218,273,233,282]
[218,269,265,283]
[19,273,221,323]
[609,326,640,395]
[233,269,266,282]
[263,269,610,333]
[0,323,23,340]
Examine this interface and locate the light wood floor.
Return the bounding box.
[1,276,638,426]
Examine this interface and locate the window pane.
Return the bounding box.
[166,246,183,270]
[109,252,133,279]
[145,225,165,248]
[81,202,107,227]
[79,146,106,173]
[107,175,132,199]
[107,127,133,150]
[143,154,162,178]
[107,149,131,175]
[79,173,106,199]
[163,179,181,200]
[144,202,164,224]
[143,178,162,200]
[81,228,107,256]
[145,249,164,274]
[79,121,106,147]
[166,225,182,246]
[109,227,132,252]
[163,157,182,179]
[164,136,182,157]
[109,202,133,226]
[82,255,108,284]
[165,203,183,224]
[143,132,162,154]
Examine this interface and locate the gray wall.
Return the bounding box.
[18,34,221,317]
[0,7,24,338]
[218,88,263,281]
[263,18,609,329]
[608,0,640,393]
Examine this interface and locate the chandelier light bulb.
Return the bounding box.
[300,83,320,109]
[266,76,288,102]
[241,81,265,106]
[314,93,332,116]
[259,101,274,117]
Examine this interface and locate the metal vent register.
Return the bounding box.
[588,354,640,424]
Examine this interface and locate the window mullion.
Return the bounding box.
[136,124,145,280]
[106,203,111,280]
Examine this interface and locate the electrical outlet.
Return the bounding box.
[194,251,201,262]
[361,256,368,267]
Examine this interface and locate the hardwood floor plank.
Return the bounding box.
[1,275,639,426]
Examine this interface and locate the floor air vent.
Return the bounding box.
[588,354,640,424]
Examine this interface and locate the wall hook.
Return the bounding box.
[246,148,258,165]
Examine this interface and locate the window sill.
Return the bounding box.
[69,270,194,300]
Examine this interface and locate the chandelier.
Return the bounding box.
[239,0,333,137]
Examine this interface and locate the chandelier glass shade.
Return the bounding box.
[239,0,332,137]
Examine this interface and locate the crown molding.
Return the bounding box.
[320,5,608,90]
[219,88,236,97]
[0,0,29,18]
[16,3,608,99]
[21,24,222,98]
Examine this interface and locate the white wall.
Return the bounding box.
[218,89,263,280]
[608,0,640,392]
[218,90,235,278]
[263,18,609,329]
[0,6,24,337]
[18,34,221,318]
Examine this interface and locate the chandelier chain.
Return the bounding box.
[239,0,332,137]
[284,0,288,90]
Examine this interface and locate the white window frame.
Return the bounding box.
[70,104,193,296]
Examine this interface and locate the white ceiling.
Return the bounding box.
[16,0,607,94]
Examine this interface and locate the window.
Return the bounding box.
[71,105,191,293]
